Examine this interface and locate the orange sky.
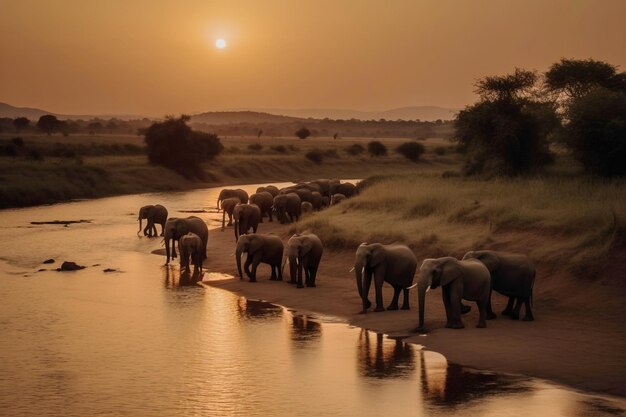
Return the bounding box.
[1,0,625,116]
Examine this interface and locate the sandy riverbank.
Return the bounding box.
[157,220,626,398]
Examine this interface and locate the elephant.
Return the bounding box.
[233,203,261,242]
[300,201,314,216]
[249,191,274,222]
[416,257,491,332]
[354,243,417,313]
[273,193,301,224]
[331,193,346,205]
[330,182,357,198]
[280,187,314,204]
[294,182,322,193]
[285,233,323,288]
[164,216,209,265]
[256,185,280,197]
[217,188,249,209]
[322,196,331,207]
[462,250,535,321]
[309,179,332,196]
[179,232,203,273]
[235,234,284,282]
[137,204,168,237]
[310,191,323,210]
[220,197,241,230]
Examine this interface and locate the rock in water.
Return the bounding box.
[43,259,55,264]
[57,261,86,271]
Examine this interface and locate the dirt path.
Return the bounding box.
[162,221,626,398]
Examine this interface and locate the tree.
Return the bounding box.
[13,117,30,133]
[396,142,425,162]
[144,115,223,179]
[563,87,626,177]
[295,127,311,139]
[37,115,60,135]
[545,58,626,100]
[305,149,324,164]
[367,141,387,157]
[455,69,558,175]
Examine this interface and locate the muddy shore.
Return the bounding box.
[157,221,626,398]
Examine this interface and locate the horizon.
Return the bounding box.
[2,1,626,115]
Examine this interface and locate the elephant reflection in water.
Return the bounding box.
[419,351,525,406]
[357,330,415,378]
[236,297,283,321]
[163,264,203,289]
[290,315,322,348]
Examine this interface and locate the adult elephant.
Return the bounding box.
[354,243,417,313]
[236,234,284,282]
[416,257,491,332]
[217,188,249,209]
[179,232,203,273]
[331,193,346,205]
[462,250,535,321]
[233,203,261,242]
[137,204,168,237]
[273,193,301,224]
[164,216,209,265]
[220,197,241,230]
[300,201,314,216]
[285,233,323,288]
[249,191,274,222]
[309,179,331,197]
[310,191,323,210]
[256,185,280,198]
[330,182,357,198]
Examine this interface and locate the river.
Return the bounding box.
[0,183,624,416]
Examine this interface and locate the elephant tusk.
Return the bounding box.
[349,267,355,272]
[407,283,418,290]
[426,285,431,293]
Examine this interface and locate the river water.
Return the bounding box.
[0,183,624,416]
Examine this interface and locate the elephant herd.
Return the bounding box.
[137,180,536,332]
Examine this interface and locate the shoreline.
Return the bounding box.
[190,221,626,398]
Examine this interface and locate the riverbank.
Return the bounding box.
[196,220,626,398]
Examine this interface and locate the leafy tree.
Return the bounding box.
[563,88,626,177]
[37,115,60,135]
[545,58,626,100]
[305,149,324,164]
[13,117,30,132]
[475,68,538,102]
[144,115,223,179]
[88,121,103,135]
[295,127,311,139]
[396,141,425,162]
[344,143,365,155]
[367,141,387,157]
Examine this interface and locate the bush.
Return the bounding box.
[396,142,425,162]
[367,141,387,157]
[248,143,263,152]
[305,149,324,164]
[270,145,287,153]
[345,143,365,155]
[324,149,339,158]
[564,88,626,177]
[144,115,223,179]
[295,127,311,139]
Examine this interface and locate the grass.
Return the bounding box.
[294,173,626,274]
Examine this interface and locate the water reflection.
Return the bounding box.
[236,297,283,322]
[163,265,203,288]
[357,330,415,379]
[290,315,322,348]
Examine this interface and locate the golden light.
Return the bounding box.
[215,38,227,49]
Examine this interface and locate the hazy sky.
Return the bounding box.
[1,0,625,116]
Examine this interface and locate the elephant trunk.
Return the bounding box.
[234,219,239,242]
[236,245,244,279]
[417,273,430,332]
[289,254,298,283]
[217,197,221,210]
[222,208,226,230]
[165,237,170,264]
[355,260,366,311]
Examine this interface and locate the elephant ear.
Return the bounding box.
[440,258,462,287]
[300,237,314,256]
[370,246,386,267]
[249,235,264,254]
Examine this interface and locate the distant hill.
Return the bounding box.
[190,111,305,125]
[243,106,459,121]
[0,102,145,121]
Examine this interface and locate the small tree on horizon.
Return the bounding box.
[295,127,311,139]
[37,115,60,135]
[396,141,425,162]
[13,117,30,133]
[367,141,387,157]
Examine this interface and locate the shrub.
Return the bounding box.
[345,143,365,155]
[305,149,324,164]
[396,142,425,162]
[295,127,311,139]
[248,143,263,152]
[270,145,287,153]
[324,149,339,158]
[144,115,223,179]
[367,141,387,157]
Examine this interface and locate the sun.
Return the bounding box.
[215,38,227,49]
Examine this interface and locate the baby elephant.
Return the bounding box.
[179,232,204,273]
[354,243,417,313]
[285,233,323,288]
[235,234,284,282]
[462,250,535,321]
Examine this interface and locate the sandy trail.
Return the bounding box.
[157,221,626,398]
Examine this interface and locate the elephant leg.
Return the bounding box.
[401,288,410,310]
[244,254,253,279]
[143,222,151,237]
[442,285,452,327]
[304,267,310,286]
[307,266,317,287]
[296,261,304,288]
[268,209,273,222]
[227,213,233,226]
[476,299,487,328]
[510,297,522,320]
[276,264,283,281]
[249,253,263,282]
[373,267,385,312]
[448,284,464,329]
[502,297,515,316]
[486,289,497,320]
[387,287,400,310]
[159,224,165,236]
[522,297,534,321]
[269,264,277,280]
[362,268,373,311]
[150,224,158,237]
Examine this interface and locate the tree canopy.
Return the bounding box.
[37,115,60,135]
[545,58,626,100]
